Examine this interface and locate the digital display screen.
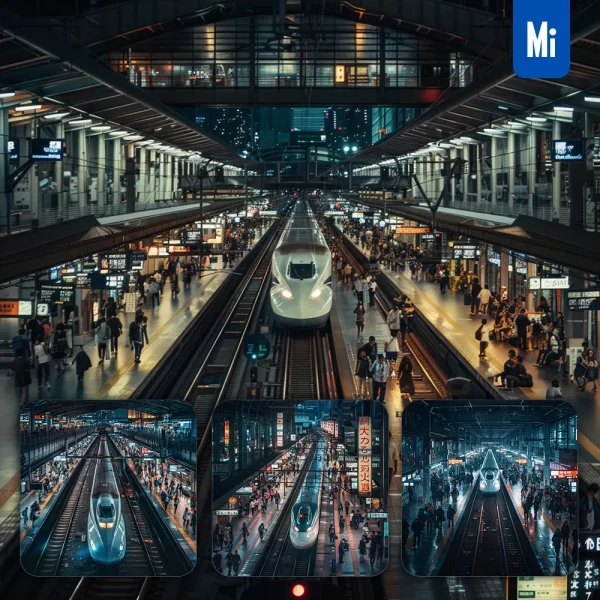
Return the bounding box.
[553,139,584,161]
[30,138,64,161]
[567,289,600,311]
[8,138,19,161]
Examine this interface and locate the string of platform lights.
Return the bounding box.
[351,96,600,174]
[0,90,251,174]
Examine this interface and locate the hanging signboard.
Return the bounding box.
[89,272,131,290]
[0,299,33,318]
[448,459,463,465]
[36,283,75,317]
[396,227,430,234]
[276,412,283,448]
[358,416,372,496]
[567,289,600,311]
[550,469,578,479]
[215,509,239,516]
[528,276,570,290]
[99,253,129,274]
[516,458,528,464]
[552,139,584,162]
[517,577,567,600]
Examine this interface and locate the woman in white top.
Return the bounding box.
[478,318,490,359]
[34,334,52,390]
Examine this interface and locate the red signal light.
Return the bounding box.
[292,584,306,598]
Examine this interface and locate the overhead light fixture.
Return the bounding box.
[584,96,600,103]
[90,125,111,131]
[507,121,527,128]
[135,140,153,146]
[553,106,574,112]
[15,104,42,111]
[155,127,163,131]
[109,130,128,136]
[526,116,547,122]
[124,134,144,141]
[68,118,92,125]
[498,105,509,110]
[0,92,16,99]
[43,111,70,120]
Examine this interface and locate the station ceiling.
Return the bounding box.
[0,9,250,166]
[24,400,194,419]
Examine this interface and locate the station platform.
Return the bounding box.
[1,232,265,404]
[402,476,476,575]
[214,452,303,576]
[344,234,600,449]
[126,459,197,561]
[504,480,575,575]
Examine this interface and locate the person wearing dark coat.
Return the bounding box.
[72,347,92,382]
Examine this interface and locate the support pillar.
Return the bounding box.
[165,155,172,200]
[490,136,498,208]
[507,132,516,214]
[138,148,147,203]
[97,133,106,207]
[77,128,87,209]
[552,120,561,222]
[450,148,457,204]
[526,262,537,312]
[500,251,509,297]
[476,143,482,204]
[112,138,121,205]
[527,128,536,216]
[148,150,156,202]
[0,109,10,233]
[543,422,551,484]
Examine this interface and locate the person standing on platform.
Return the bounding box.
[398,355,415,398]
[447,504,456,529]
[371,355,389,403]
[560,520,571,553]
[355,350,371,400]
[11,349,31,407]
[478,284,492,315]
[107,313,123,358]
[95,317,111,363]
[359,336,378,364]
[34,335,52,391]
[388,431,399,491]
[368,279,377,308]
[515,308,531,352]
[72,346,92,383]
[470,277,482,315]
[129,316,144,364]
[477,318,489,359]
[354,276,365,305]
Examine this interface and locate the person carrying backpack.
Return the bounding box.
[129,316,144,364]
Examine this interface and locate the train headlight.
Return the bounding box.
[282,289,293,299]
[310,289,322,299]
[480,481,486,490]
[90,539,96,551]
[307,526,313,532]
[494,480,500,489]
[294,525,299,532]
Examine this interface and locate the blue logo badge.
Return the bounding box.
[513,0,570,79]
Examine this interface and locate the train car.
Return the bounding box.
[479,449,501,493]
[87,440,126,564]
[290,439,325,549]
[270,200,332,328]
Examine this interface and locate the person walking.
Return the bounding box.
[398,355,416,398]
[447,504,456,529]
[515,309,531,353]
[34,335,52,390]
[470,278,482,315]
[476,318,489,359]
[478,284,492,314]
[11,349,32,407]
[354,302,366,341]
[129,316,144,364]
[386,305,402,340]
[355,350,371,400]
[107,314,123,359]
[368,280,377,308]
[371,355,389,403]
[72,347,92,383]
[95,317,111,363]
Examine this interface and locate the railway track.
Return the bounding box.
[25,438,100,577]
[440,476,542,576]
[253,441,320,577]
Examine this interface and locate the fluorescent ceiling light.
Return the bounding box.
[109,130,128,135]
[91,125,111,131]
[124,135,144,141]
[68,118,92,125]
[553,106,574,112]
[507,121,527,128]
[15,104,42,111]
[584,96,600,103]
[0,92,16,99]
[43,111,70,120]
[498,105,509,110]
[526,116,547,122]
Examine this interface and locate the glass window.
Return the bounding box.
[288,263,315,280]
[99,504,115,519]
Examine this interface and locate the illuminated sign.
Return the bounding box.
[100,253,129,274]
[235,487,253,495]
[550,469,578,479]
[215,509,239,516]
[36,283,75,314]
[276,412,283,448]
[224,420,229,445]
[89,272,130,290]
[448,459,463,465]
[528,276,570,290]
[396,227,430,234]
[244,334,270,360]
[568,289,600,311]
[553,139,584,162]
[569,558,600,598]
[8,138,19,161]
[0,299,33,318]
[358,416,372,496]
[335,65,346,83]
[453,244,479,260]
[516,458,528,464]
[30,138,64,161]
[583,536,600,552]
[367,512,388,519]
[322,420,336,436]
[518,576,567,599]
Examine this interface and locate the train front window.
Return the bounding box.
[486,472,494,480]
[288,263,315,280]
[99,505,115,519]
[298,506,311,524]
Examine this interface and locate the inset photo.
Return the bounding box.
[401,399,578,577]
[211,399,389,577]
[19,400,196,577]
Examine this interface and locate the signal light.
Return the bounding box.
[291,584,306,598]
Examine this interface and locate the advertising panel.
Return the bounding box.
[358,416,372,496]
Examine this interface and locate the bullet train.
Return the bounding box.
[87,438,126,564]
[479,449,501,493]
[270,200,332,328]
[290,439,325,549]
